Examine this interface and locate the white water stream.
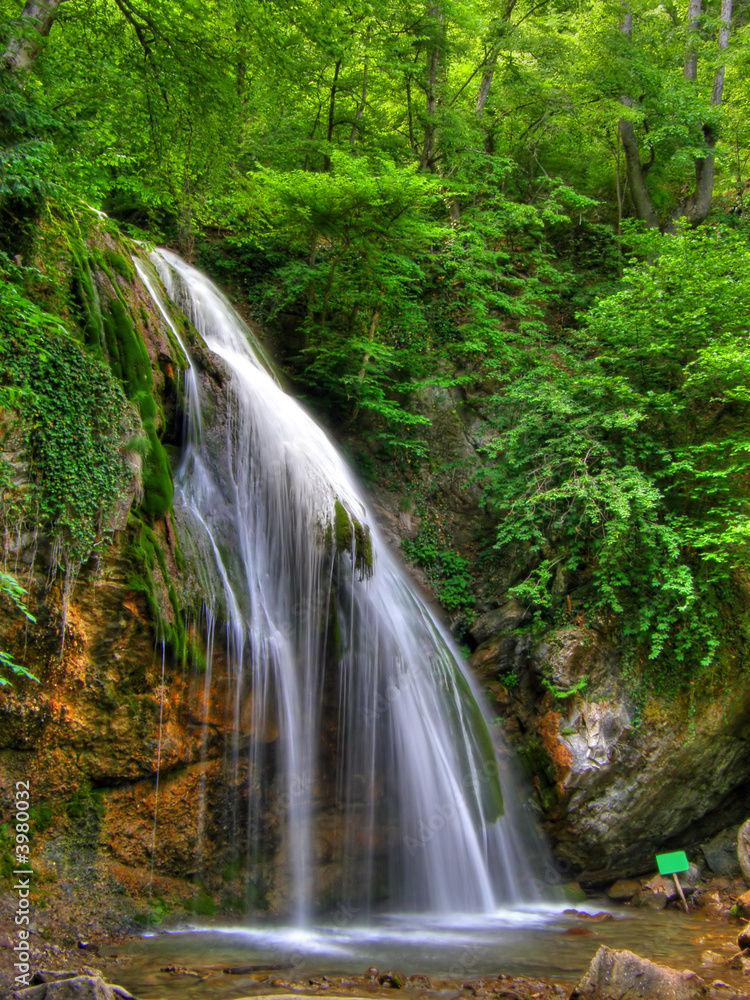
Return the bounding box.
[139,249,550,923]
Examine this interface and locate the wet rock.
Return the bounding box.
[564,910,614,922]
[701,953,726,966]
[735,892,750,918]
[406,975,431,988]
[695,889,723,913]
[683,863,704,887]
[739,820,750,887]
[12,977,138,1000]
[636,873,671,910]
[470,595,750,883]
[569,946,708,999]
[738,926,750,950]
[704,830,742,878]
[723,954,745,972]
[606,879,640,901]
[707,984,750,1000]
[470,601,529,645]
[378,971,405,989]
[563,882,588,903]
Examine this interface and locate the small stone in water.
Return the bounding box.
[378,971,406,989]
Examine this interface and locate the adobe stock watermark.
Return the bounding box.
[403,755,509,857]
[447,940,487,978]
[269,768,316,821]
[360,666,430,729]
[10,780,34,988]
[527,854,577,895]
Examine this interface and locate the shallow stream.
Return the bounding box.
[108,905,744,998]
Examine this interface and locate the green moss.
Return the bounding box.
[184,889,216,916]
[187,635,206,672]
[31,802,53,833]
[0,824,15,879]
[104,248,136,282]
[333,499,373,577]
[517,735,559,812]
[132,896,169,927]
[125,516,186,661]
[69,244,104,355]
[101,293,173,521]
[563,882,588,903]
[66,786,104,822]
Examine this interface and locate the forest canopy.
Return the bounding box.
[1,0,750,686]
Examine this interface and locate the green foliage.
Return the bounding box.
[402,530,475,622]
[225,154,442,454]
[0,275,129,570]
[480,226,750,688]
[0,571,37,687]
[3,0,750,698]
[496,670,519,689]
[540,675,588,699]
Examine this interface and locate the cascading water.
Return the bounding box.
[139,248,551,923]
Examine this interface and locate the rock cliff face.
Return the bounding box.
[0,218,275,926]
[470,617,750,885]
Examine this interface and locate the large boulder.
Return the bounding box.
[738,818,750,886]
[703,829,741,877]
[569,947,707,1000]
[12,977,137,1000]
[472,617,750,884]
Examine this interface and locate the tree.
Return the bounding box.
[2,0,63,72]
[618,0,734,228]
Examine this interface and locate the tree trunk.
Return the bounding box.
[683,0,702,81]
[618,9,660,227]
[349,26,370,144]
[476,49,498,117]
[619,118,660,228]
[322,58,342,172]
[419,4,443,171]
[475,0,517,116]
[673,0,732,226]
[2,0,64,72]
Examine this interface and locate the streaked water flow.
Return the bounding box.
[141,248,549,923]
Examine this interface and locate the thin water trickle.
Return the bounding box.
[140,248,552,923]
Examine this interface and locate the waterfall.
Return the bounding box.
[140,248,550,923]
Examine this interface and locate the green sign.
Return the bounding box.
[656,851,689,876]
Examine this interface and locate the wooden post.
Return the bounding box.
[673,873,689,913]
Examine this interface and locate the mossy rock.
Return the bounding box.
[333,500,373,577]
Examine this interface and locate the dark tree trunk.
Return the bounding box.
[617,10,660,227]
[672,0,732,226]
[349,26,370,144]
